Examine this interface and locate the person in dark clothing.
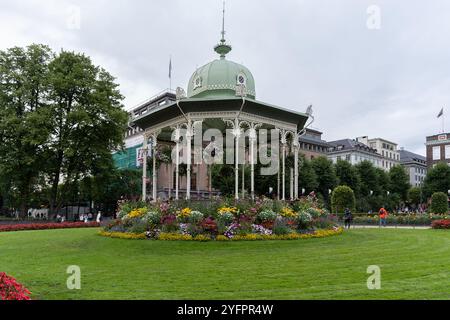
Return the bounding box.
[343,208,353,229]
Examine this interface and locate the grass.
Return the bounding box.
[1,228,450,300]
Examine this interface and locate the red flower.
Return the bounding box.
[0,222,100,233]
[0,273,31,300]
[432,219,450,229]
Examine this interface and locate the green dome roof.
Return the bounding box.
[187,58,256,99]
[187,4,255,100]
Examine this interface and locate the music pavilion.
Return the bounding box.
[117,23,312,202]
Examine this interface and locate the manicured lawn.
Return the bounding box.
[1,228,449,300]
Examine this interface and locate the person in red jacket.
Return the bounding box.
[379,207,388,227]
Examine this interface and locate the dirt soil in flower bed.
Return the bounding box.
[0,222,100,232]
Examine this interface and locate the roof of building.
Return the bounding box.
[368,137,398,146]
[399,149,426,164]
[299,134,329,147]
[328,139,380,155]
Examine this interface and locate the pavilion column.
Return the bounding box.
[281,130,287,201]
[290,168,294,201]
[241,163,245,199]
[248,123,261,201]
[294,143,299,200]
[152,143,157,201]
[142,134,148,202]
[186,121,192,201]
[234,118,240,200]
[250,130,256,201]
[282,144,286,201]
[172,127,181,201]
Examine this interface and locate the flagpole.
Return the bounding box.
[443,107,445,133]
[169,55,172,92]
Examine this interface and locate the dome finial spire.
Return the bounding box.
[214,0,232,59]
[221,0,226,43]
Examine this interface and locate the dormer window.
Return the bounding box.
[237,72,247,86]
[193,76,203,90]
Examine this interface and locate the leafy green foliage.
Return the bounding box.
[331,185,356,213]
[335,160,360,194]
[408,187,422,207]
[423,162,450,198]
[430,192,449,214]
[0,45,128,215]
[389,165,410,201]
[311,156,337,205]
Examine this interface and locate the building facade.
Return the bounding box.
[113,90,176,170]
[298,128,329,160]
[327,139,383,168]
[356,136,400,171]
[399,149,427,187]
[426,133,450,167]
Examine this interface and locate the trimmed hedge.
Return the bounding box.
[431,219,450,229]
[0,222,99,233]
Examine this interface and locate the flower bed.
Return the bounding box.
[0,222,100,233]
[100,196,342,241]
[431,219,450,229]
[0,273,31,300]
[347,214,448,226]
[99,227,343,241]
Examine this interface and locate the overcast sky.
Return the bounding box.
[1,0,450,155]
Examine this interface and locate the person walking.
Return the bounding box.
[96,211,102,223]
[379,207,388,227]
[343,208,353,229]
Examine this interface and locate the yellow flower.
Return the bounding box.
[126,208,147,219]
[218,206,238,215]
[177,208,192,219]
[98,231,146,240]
[280,207,296,218]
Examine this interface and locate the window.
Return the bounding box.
[433,146,441,160]
[446,145,450,159]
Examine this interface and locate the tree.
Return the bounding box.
[389,165,410,202]
[0,45,53,216]
[355,161,378,197]
[335,160,360,195]
[0,45,128,216]
[430,192,449,214]
[211,164,236,196]
[408,187,422,208]
[311,156,337,204]
[375,168,390,196]
[45,50,128,214]
[423,162,450,198]
[331,185,356,213]
[298,157,318,195]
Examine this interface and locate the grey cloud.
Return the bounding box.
[2,0,450,156]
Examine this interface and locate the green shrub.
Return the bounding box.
[128,220,148,234]
[272,218,292,235]
[189,211,204,224]
[142,211,161,226]
[217,212,235,225]
[431,192,449,214]
[297,211,313,230]
[331,186,356,213]
[257,210,277,223]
